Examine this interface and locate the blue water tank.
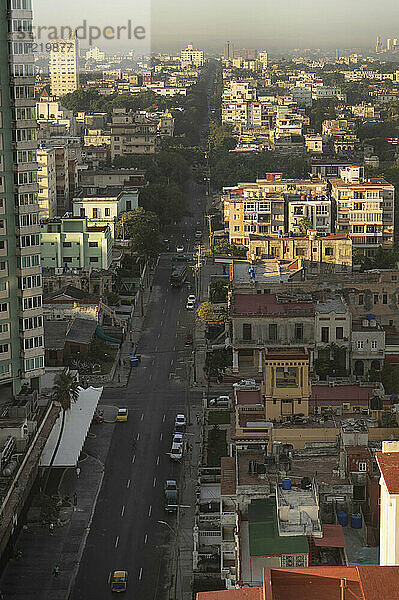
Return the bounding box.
[282,478,291,490]
[337,511,348,527]
[351,513,362,529]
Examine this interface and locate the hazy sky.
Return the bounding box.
[33,0,399,52]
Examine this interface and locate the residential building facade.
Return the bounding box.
[37,147,57,218]
[49,34,79,97]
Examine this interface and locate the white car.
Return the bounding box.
[209,395,230,407]
[176,245,184,253]
[175,414,186,429]
[173,432,183,445]
[170,441,183,460]
[186,300,195,310]
[187,295,196,303]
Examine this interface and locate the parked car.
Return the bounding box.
[186,297,195,310]
[209,396,230,407]
[195,230,202,239]
[176,245,184,253]
[164,480,178,512]
[185,334,193,346]
[170,441,183,460]
[187,294,196,303]
[173,432,183,445]
[175,414,187,430]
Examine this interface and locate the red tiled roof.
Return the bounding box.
[376,452,399,494]
[236,390,264,406]
[196,589,262,600]
[313,524,346,548]
[310,384,375,405]
[232,294,314,316]
[358,566,399,600]
[323,233,349,240]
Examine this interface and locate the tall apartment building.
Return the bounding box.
[0,0,45,394]
[287,194,332,235]
[331,167,395,255]
[49,32,79,98]
[110,109,158,159]
[223,174,329,246]
[180,43,204,67]
[37,147,57,218]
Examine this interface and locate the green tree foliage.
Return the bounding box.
[354,245,399,271]
[213,239,247,257]
[196,301,227,324]
[139,182,188,228]
[204,348,232,379]
[209,279,228,302]
[115,207,161,259]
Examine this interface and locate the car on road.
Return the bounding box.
[195,230,202,239]
[185,334,193,346]
[186,298,195,310]
[175,414,187,430]
[187,294,196,303]
[164,480,178,512]
[176,245,184,253]
[116,408,128,422]
[209,395,230,407]
[170,441,183,460]
[173,432,183,445]
[111,570,128,592]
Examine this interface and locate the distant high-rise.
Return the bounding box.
[258,51,268,70]
[49,32,79,98]
[0,0,45,395]
[224,41,233,60]
[376,35,382,53]
[85,46,105,62]
[387,38,392,51]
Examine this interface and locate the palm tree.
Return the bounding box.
[42,368,80,496]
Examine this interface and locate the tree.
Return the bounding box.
[209,279,228,302]
[298,217,313,235]
[42,368,79,496]
[139,182,188,228]
[197,301,227,324]
[213,239,247,257]
[115,208,161,260]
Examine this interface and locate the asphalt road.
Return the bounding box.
[72,190,205,600]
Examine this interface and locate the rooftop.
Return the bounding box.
[235,389,264,406]
[315,297,347,314]
[66,318,97,345]
[44,285,99,303]
[44,320,69,350]
[232,293,314,316]
[248,498,309,557]
[232,260,303,285]
[376,451,399,494]
[311,384,377,406]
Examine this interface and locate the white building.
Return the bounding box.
[180,43,204,68]
[37,148,57,218]
[85,47,105,61]
[288,196,332,236]
[49,33,79,97]
[72,189,139,238]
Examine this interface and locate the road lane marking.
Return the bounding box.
[121,505,125,517]
[160,433,163,440]
[156,455,160,465]
[139,567,143,581]
[157,333,160,339]
[153,477,156,487]
[149,372,153,381]
[163,413,166,422]
[160,320,163,326]
[127,479,131,488]
[115,536,119,548]
[108,571,112,584]
[173,345,176,351]
[132,455,136,464]
[137,432,140,441]
[144,533,148,544]
[148,505,152,517]
[141,413,144,421]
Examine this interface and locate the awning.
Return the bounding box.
[313,524,346,548]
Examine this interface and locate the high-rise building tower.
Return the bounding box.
[387,38,392,51]
[224,40,233,60]
[49,31,79,97]
[0,0,44,395]
[376,36,382,53]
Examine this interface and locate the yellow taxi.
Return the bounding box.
[111,570,128,592]
[116,408,128,422]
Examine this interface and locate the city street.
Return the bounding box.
[72,191,205,600]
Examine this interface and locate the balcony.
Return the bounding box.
[221,512,236,526]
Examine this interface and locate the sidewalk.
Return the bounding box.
[106,263,156,388]
[0,405,116,600]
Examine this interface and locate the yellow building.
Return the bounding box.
[263,349,311,420]
[37,147,57,218]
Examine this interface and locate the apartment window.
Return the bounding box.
[24,356,44,372]
[358,462,367,472]
[63,242,72,247]
[0,303,8,313]
[371,340,377,350]
[321,327,329,343]
[357,341,364,350]
[22,295,42,310]
[325,247,333,256]
[242,323,252,341]
[383,294,388,304]
[276,367,297,387]
[92,208,98,218]
[63,257,72,263]
[0,324,8,334]
[296,247,305,256]
[269,323,277,341]
[0,364,10,375]
[358,294,364,305]
[0,262,6,271]
[88,241,98,247]
[0,344,9,354]
[234,226,240,232]
[336,327,344,340]
[105,208,110,217]
[373,294,378,304]
[295,323,303,341]
[24,335,43,350]
[89,257,99,262]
